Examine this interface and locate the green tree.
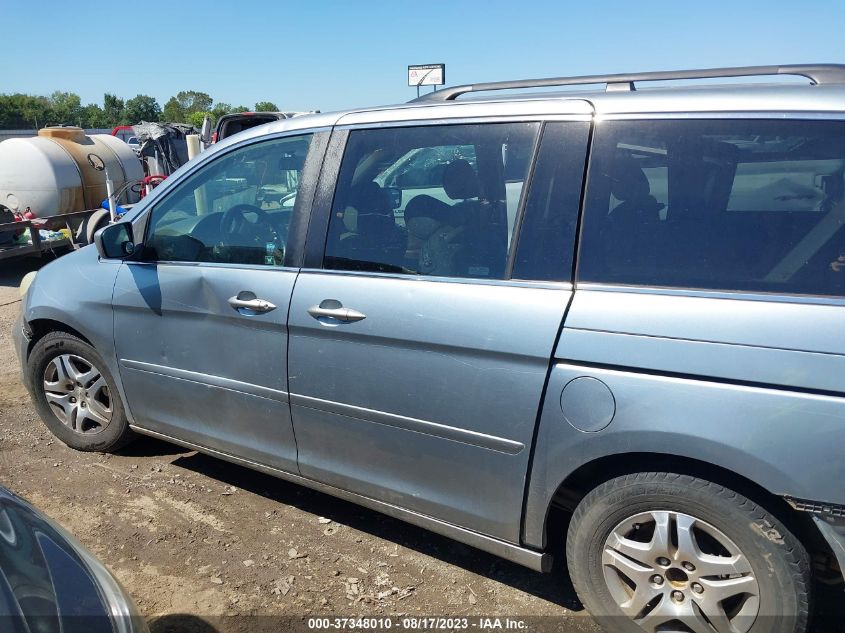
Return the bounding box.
[187,111,209,129]
[47,91,83,126]
[210,102,233,122]
[0,93,50,128]
[232,105,249,113]
[163,90,213,123]
[254,101,279,112]
[124,94,161,123]
[81,103,108,128]
[162,96,184,122]
[103,93,125,125]
[176,90,213,114]
[22,95,51,128]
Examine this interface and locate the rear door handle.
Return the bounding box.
[308,305,366,322]
[228,294,276,313]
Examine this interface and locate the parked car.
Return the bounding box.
[0,486,148,633]
[209,111,314,144]
[13,64,845,633]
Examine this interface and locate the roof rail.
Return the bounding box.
[410,64,845,103]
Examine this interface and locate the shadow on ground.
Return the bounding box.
[149,614,221,633]
[165,450,585,612]
[117,435,193,458]
[0,256,50,291]
[140,440,844,630]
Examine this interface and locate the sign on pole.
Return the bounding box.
[408,64,446,86]
[408,64,445,97]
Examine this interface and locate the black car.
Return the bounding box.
[0,486,147,633]
[210,111,313,143]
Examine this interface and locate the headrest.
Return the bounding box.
[350,181,391,215]
[404,194,453,239]
[610,155,651,201]
[443,159,479,200]
[278,151,304,171]
[341,181,392,232]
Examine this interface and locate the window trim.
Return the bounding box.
[137,129,327,269]
[297,266,573,291]
[596,111,845,122]
[576,281,845,307]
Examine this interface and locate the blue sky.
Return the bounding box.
[2,0,844,113]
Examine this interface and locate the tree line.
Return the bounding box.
[0,91,280,130]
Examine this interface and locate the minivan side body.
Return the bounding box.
[14,78,845,631]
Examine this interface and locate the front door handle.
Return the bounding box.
[228,293,276,314]
[308,303,366,322]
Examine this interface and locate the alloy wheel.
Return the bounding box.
[602,510,760,633]
[42,354,113,434]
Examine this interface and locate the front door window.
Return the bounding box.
[144,134,312,266]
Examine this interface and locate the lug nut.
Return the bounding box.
[651,575,664,586]
[656,557,671,567]
[692,583,704,594]
[671,590,684,602]
[69,397,76,403]
[682,561,696,572]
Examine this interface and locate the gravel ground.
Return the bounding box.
[0,255,599,633]
[1,255,841,633]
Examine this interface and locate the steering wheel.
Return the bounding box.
[217,204,282,264]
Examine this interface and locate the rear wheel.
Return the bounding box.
[566,472,811,633]
[27,331,134,452]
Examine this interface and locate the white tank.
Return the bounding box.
[0,127,144,218]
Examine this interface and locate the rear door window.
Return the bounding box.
[578,119,845,296]
[323,122,539,279]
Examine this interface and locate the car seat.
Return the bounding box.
[442,159,508,278]
[601,155,666,277]
[333,181,406,270]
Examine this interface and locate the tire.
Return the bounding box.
[86,209,111,245]
[27,331,134,452]
[74,208,110,245]
[566,472,811,633]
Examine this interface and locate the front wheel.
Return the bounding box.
[566,472,811,633]
[27,331,134,452]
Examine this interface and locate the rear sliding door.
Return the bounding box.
[287,118,590,541]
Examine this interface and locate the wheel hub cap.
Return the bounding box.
[602,510,760,633]
[43,354,112,434]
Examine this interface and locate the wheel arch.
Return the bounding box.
[540,451,829,569]
[24,313,134,427]
[27,318,95,356]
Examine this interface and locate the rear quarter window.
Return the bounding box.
[578,119,845,297]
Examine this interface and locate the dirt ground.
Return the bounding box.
[1,256,841,633]
[0,256,600,633]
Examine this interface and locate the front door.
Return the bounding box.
[288,120,590,541]
[112,133,316,472]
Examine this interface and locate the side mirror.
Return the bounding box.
[95,221,136,259]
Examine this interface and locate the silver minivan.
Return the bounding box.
[13,65,845,633]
